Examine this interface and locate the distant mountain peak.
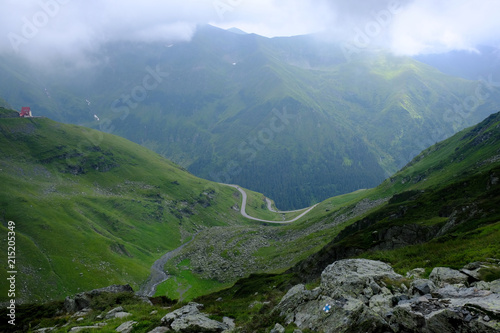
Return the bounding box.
[226,27,248,35]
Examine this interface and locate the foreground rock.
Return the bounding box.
[116,320,137,333]
[161,302,234,332]
[105,306,132,320]
[276,259,500,333]
[429,267,469,287]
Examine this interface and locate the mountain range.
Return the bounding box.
[1,23,500,313]
[1,25,500,209]
[415,45,500,81]
[1,103,500,304]
[1,107,499,332]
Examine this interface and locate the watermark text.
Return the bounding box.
[6,221,17,326]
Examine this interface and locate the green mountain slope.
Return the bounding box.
[0,110,388,305]
[1,109,499,332]
[1,26,500,209]
[0,110,260,303]
[39,109,495,333]
[170,111,500,332]
[291,110,500,280]
[147,111,500,303]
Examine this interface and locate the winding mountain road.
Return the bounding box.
[138,185,317,296]
[224,184,318,224]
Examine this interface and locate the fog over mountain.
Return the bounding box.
[1,0,500,65]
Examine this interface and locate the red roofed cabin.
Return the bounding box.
[20,107,32,117]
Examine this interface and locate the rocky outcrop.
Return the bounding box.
[64,284,134,313]
[370,224,441,252]
[276,259,500,333]
[277,259,404,332]
[160,302,234,332]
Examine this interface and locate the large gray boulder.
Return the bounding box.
[277,259,403,332]
[320,259,404,299]
[473,279,500,293]
[147,328,169,333]
[280,295,390,333]
[161,302,232,332]
[429,267,469,287]
[432,285,492,299]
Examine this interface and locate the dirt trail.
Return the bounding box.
[137,234,198,297]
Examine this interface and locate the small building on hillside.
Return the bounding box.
[19,107,32,117]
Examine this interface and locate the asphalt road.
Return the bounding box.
[224,184,318,224]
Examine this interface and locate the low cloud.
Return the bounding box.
[390,0,500,55]
[0,0,213,62]
[0,0,499,64]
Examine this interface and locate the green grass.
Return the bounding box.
[156,259,231,301]
[0,116,249,303]
[286,112,500,286]
[23,295,171,333]
[195,273,296,332]
[363,222,500,275]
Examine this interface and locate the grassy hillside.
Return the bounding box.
[291,111,500,280]
[9,111,499,333]
[1,110,378,304]
[0,110,389,304]
[0,107,18,118]
[2,26,500,209]
[157,112,500,302]
[0,113,259,303]
[171,111,500,331]
[1,110,499,332]
[0,98,11,109]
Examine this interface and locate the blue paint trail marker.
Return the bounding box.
[323,304,331,313]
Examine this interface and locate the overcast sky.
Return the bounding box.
[1,0,499,62]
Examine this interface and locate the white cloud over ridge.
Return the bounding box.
[390,0,500,55]
[0,0,499,63]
